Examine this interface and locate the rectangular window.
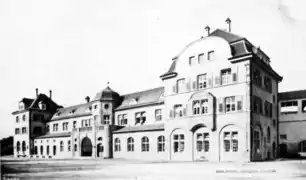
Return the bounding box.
[220,68,231,85]
[177,79,185,93]
[198,53,205,63]
[207,51,215,60]
[155,109,162,121]
[104,115,110,125]
[264,76,272,92]
[189,56,197,65]
[173,134,185,153]
[280,134,287,140]
[174,104,183,117]
[135,112,146,125]
[224,131,239,152]
[118,114,128,125]
[15,128,20,134]
[225,97,236,112]
[197,74,207,89]
[253,68,262,87]
[201,99,209,114]
[253,96,262,114]
[196,133,210,152]
[280,101,298,114]
[302,100,306,113]
[193,101,200,115]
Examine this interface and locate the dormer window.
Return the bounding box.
[129,99,137,105]
[69,109,76,115]
[38,101,46,110]
[207,50,215,60]
[19,102,24,110]
[56,112,61,116]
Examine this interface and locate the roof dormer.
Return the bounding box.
[129,98,138,105]
[38,101,46,110]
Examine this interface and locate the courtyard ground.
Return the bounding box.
[1,157,306,180]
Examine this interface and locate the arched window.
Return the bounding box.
[267,127,271,143]
[16,116,19,123]
[53,145,56,156]
[193,101,200,115]
[74,144,77,152]
[114,138,121,152]
[60,141,64,152]
[127,137,134,152]
[34,146,38,155]
[16,141,20,152]
[157,136,165,152]
[68,140,71,152]
[22,114,26,121]
[141,136,149,152]
[47,145,50,155]
[40,145,43,155]
[22,141,26,152]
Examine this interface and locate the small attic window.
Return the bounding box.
[38,101,46,110]
[56,112,61,116]
[19,102,24,110]
[69,109,76,115]
[129,99,137,105]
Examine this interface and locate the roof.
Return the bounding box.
[115,87,164,111]
[51,102,94,121]
[12,94,61,115]
[209,29,244,43]
[35,132,71,139]
[279,90,306,101]
[113,123,164,134]
[94,86,120,101]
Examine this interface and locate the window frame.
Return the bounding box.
[141,136,150,152]
[114,138,121,152]
[157,135,165,152]
[177,78,185,93]
[173,134,185,153]
[220,68,232,85]
[127,137,134,152]
[197,74,207,89]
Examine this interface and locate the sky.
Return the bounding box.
[0,0,306,139]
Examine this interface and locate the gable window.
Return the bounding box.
[104,115,110,125]
[39,101,46,110]
[173,134,185,153]
[253,96,263,114]
[221,68,231,85]
[157,135,165,152]
[118,114,128,125]
[224,131,238,152]
[141,136,149,152]
[174,104,183,117]
[135,112,146,125]
[197,74,207,89]
[196,133,210,152]
[189,56,197,65]
[193,101,200,115]
[177,79,185,93]
[198,53,205,63]
[155,109,162,121]
[207,50,215,60]
[280,101,298,114]
[114,138,121,152]
[127,137,134,152]
[253,68,262,86]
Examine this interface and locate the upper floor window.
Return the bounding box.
[33,114,44,121]
[22,127,27,134]
[33,127,42,134]
[267,127,271,143]
[118,114,128,125]
[15,128,20,134]
[193,101,200,115]
[73,121,77,128]
[60,141,64,152]
[198,53,205,63]
[62,122,68,131]
[302,100,306,113]
[207,50,215,60]
[264,76,272,92]
[53,123,58,132]
[253,96,263,114]
[39,101,46,110]
[264,101,273,117]
[155,109,162,121]
[220,68,231,85]
[280,101,298,114]
[16,116,19,123]
[219,96,243,113]
[189,56,197,66]
[22,115,26,121]
[177,79,185,93]
[135,112,146,125]
[280,134,287,140]
[104,115,110,125]
[253,68,262,86]
[197,74,207,89]
[174,104,183,117]
[104,103,109,110]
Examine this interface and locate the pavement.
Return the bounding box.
[1,157,306,180]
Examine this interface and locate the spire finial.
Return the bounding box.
[225,17,232,32]
[204,25,210,36]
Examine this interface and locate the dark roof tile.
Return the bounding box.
[35,132,71,139]
[279,90,306,101]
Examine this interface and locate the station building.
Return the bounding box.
[12,28,282,162]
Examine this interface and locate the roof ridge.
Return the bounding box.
[279,89,306,94]
[57,101,93,111]
[121,86,164,97]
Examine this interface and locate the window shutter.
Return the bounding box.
[232,66,238,83]
[218,98,224,113]
[237,96,243,111]
[215,76,220,86]
[186,81,191,91]
[208,73,213,87]
[169,110,173,118]
[173,85,177,93]
[183,107,187,116]
[192,81,197,90]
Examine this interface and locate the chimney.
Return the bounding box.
[49,90,52,99]
[36,88,39,97]
[205,25,210,36]
[85,96,90,103]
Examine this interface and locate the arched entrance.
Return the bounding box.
[97,143,103,157]
[81,137,93,157]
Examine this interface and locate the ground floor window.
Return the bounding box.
[68,140,71,152]
[53,145,56,156]
[173,134,185,153]
[114,138,121,152]
[141,137,149,152]
[157,136,165,152]
[127,137,134,152]
[47,146,50,155]
[22,141,26,152]
[299,140,306,152]
[196,133,210,152]
[254,130,260,153]
[224,131,238,152]
[40,145,43,155]
[16,141,20,152]
[34,146,38,155]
